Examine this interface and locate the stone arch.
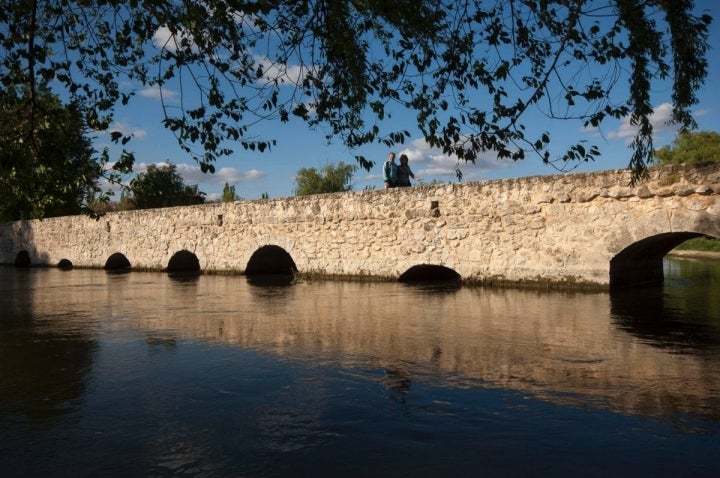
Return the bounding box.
[104,252,131,271]
[166,250,201,274]
[244,235,308,274]
[14,250,30,267]
[58,258,73,270]
[398,264,461,284]
[609,232,711,288]
[245,245,298,276]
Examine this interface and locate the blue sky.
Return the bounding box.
[98,1,720,201]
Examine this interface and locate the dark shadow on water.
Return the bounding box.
[246,274,296,304]
[105,270,132,284]
[0,268,97,426]
[105,268,132,275]
[247,273,295,287]
[381,368,412,404]
[401,280,461,294]
[146,336,178,349]
[167,271,201,283]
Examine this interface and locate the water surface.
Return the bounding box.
[1,258,719,477]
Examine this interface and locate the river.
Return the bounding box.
[1,257,719,477]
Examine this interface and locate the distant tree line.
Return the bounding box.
[655,131,720,165]
[294,162,356,196]
[123,164,205,209]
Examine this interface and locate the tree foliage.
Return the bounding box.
[655,131,720,165]
[295,162,356,196]
[0,0,713,217]
[221,182,239,202]
[0,88,104,220]
[126,163,205,209]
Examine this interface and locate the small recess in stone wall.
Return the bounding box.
[104,252,131,271]
[14,250,30,267]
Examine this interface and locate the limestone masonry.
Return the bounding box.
[2,163,719,288]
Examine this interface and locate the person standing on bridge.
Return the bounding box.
[396,154,419,187]
[383,152,398,189]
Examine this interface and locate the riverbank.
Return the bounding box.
[667,250,720,261]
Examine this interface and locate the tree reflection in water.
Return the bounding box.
[0,269,96,425]
[611,257,720,352]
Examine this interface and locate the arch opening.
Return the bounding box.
[610,232,710,289]
[104,252,131,272]
[245,245,298,279]
[167,250,201,274]
[14,250,31,267]
[398,264,461,284]
[57,258,73,270]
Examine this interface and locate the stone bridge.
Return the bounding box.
[1,163,719,289]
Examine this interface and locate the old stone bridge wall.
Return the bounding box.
[2,163,719,288]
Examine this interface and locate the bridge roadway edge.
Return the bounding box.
[1,163,719,289]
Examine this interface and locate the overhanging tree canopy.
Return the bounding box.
[0,88,103,220]
[0,0,713,212]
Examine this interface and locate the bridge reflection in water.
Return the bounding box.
[14,261,719,422]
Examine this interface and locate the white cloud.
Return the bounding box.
[395,138,511,182]
[253,54,310,86]
[607,102,677,143]
[152,25,306,94]
[134,162,265,186]
[152,26,196,53]
[139,85,178,101]
[97,162,265,201]
[108,121,147,139]
[152,26,171,50]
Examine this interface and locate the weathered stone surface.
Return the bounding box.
[1,163,719,287]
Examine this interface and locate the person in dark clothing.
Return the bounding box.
[396,154,418,187]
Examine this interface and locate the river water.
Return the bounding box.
[1,257,719,477]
